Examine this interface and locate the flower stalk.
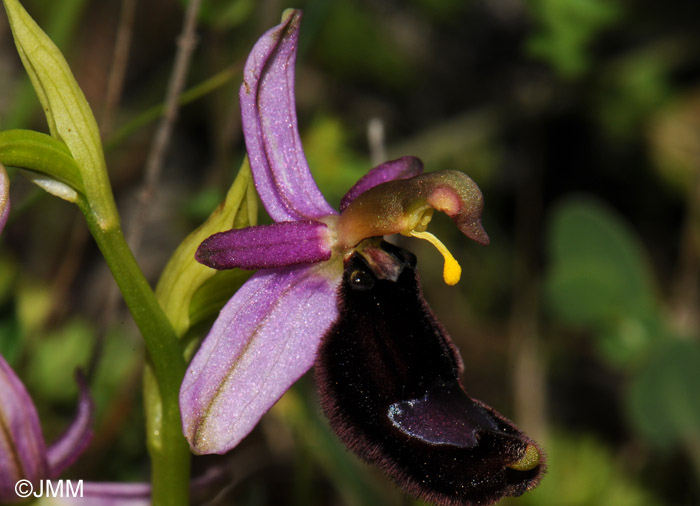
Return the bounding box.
[0,0,192,501]
[78,200,190,506]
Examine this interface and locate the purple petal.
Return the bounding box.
[339,156,424,212]
[45,482,151,506]
[0,164,9,233]
[180,262,341,454]
[240,10,336,222]
[0,354,49,500]
[46,467,229,505]
[196,221,333,270]
[72,482,151,506]
[46,371,94,477]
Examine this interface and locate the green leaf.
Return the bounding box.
[2,0,117,225]
[626,339,700,450]
[0,129,84,201]
[3,0,88,130]
[155,159,258,338]
[545,197,660,364]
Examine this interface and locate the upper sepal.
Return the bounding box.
[315,243,544,506]
[239,9,335,222]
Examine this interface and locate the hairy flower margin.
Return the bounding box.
[180,9,490,455]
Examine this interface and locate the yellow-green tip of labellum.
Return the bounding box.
[507,444,541,471]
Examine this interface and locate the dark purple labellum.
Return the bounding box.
[315,242,544,506]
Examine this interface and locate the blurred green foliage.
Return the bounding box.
[305,115,369,207]
[313,2,414,92]
[508,433,660,506]
[545,197,700,501]
[627,338,700,450]
[189,0,255,29]
[526,0,622,77]
[648,91,700,193]
[545,197,660,365]
[595,49,674,140]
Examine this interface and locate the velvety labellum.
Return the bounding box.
[315,242,544,506]
[388,384,499,447]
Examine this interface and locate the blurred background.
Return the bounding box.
[1,0,700,504]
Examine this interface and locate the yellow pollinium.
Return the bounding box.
[507,444,540,471]
[407,230,462,285]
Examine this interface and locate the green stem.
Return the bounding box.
[78,199,190,506]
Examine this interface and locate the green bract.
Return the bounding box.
[2,0,118,227]
[0,129,82,201]
[156,159,258,339]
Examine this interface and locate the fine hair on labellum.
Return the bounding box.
[315,241,544,506]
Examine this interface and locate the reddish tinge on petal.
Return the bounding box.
[0,354,49,500]
[195,220,334,270]
[337,170,490,248]
[339,156,424,212]
[180,262,341,454]
[240,9,336,222]
[0,164,10,233]
[46,371,94,478]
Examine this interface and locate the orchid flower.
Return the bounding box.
[0,353,228,505]
[182,9,546,504]
[0,353,93,502]
[1,168,95,503]
[180,9,489,456]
